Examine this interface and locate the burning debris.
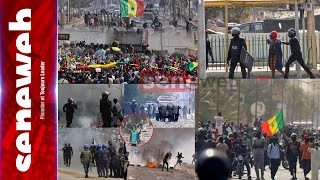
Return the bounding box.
[145,161,159,168]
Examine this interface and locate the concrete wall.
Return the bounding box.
[58,28,196,53]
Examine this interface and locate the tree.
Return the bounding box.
[205,7,222,27]
[228,6,250,23]
[58,0,93,9]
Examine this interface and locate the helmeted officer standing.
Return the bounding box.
[101,144,110,178]
[62,144,68,165]
[100,91,112,127]
[65,143,73,167]
[63,98,78,127]
[80,144,92,178]
[227,27,247,79]
[95,144,103,177]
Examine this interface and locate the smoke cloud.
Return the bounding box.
[58,128,121,153]
[126,128,195,166]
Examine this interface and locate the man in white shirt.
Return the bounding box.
[267,137,280,180]
[214,112,224,136]
[308,143,320,180]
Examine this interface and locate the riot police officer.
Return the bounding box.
[131,100,137,114]
[95,144,103,177]
[80,144,92,178]
[90,144,97,167]
[100,91,112,127]
[63,98,78,127]
[227,27,247,79]
[65,143,73,167]
[62,144,68,165]
[282,28,315,79]
[101,144,110,178]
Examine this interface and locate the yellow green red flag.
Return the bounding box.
[120,0,144,17]
[261,110,284,136]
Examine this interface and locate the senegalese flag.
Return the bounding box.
[120,0,144,17]
[188,62,198,71]
[261,110,284,136]
[175,54,181,61]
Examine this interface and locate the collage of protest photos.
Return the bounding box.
[57,0,320,179]
[57,0,197,179]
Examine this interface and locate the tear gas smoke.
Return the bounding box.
[126,128,194,166]
[58,128,120,153]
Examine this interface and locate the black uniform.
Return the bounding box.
[62,145,68,165]
[90,145,97,166]
[131,102,137,114]
[206,38,214,69]
[101,148,110,177]
[95,149,104,177]
[63,102,78,127]
[284,37,315,78]
[227,37,247,79]
[100,97,112,127]
[65,145,73,167]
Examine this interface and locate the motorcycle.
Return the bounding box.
[236,154,244,179]
[234,153,251,179]
[279,141,289,170]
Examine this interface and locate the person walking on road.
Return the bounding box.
[80,144,92,178]
[282,28,315,79]
[267,137,281,180]
[65,143,73,167]
[252,131,266,180]
[287,133,300,179]
[300,136,313,180]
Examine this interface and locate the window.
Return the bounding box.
[239,24,250,33]
[255,23,263,32]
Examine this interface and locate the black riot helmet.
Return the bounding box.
[288,28,296,38]
[102,91,110,98]
[231,27,240,38]
[68,98,73,103]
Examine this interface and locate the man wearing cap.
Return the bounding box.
[100,91,112,127]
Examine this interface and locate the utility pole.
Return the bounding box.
[301,4,306,63]
[306,0,317,68]
[198,0,206,79]
[68,0,70,24]
[295,0,302,78]
[225,0,229,73]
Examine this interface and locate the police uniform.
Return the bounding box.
[80,149,92,178]
[100,97,112,127]
[227,36,247,79]
[63,102,78,127]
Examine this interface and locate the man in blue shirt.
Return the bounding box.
[130,125,141,146]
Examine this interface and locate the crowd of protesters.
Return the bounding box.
[196,112,320,180]
[58,40,197,84]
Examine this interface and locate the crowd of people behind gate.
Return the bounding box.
[58,41,198,84]
[84,11,122,29]
[196,113,320,180]
[124,100,189,122]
